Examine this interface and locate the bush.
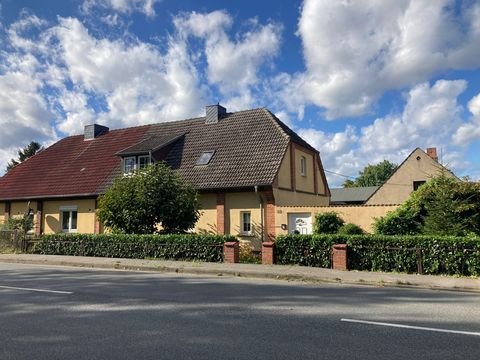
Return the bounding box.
[338,223,364,235]
[373,207,422,235]
[275,233,480,276]
[313,212,344,234]
[31,233,236,262]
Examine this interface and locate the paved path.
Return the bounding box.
[1,254,479,292]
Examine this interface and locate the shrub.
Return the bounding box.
[338,223,364,235]
[31,233,236,262]
[373,207,422,235]
[313,212,344,234]
[239,242,261,264]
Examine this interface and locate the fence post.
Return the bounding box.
[223,241,239,263]
[332,244,348,271]
[262,241,275,265]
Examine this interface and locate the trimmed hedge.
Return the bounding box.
[275,234,480,276]
[31,233,237,262]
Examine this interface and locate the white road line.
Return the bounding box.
[341,318,480,337]
[0,285,73,294]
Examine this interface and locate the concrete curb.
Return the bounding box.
[1,254,480,292]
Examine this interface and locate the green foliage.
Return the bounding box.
[313,212,344,234]
[0,215,33,234]
[374,174,480,236]
[97,162,200,234]
[276,234,344,267]
[338,223,364,235]
[6,141,42,172]
[239,242,261,264]
[343,160,397,188]
[31,233,236,262]
[275,234,480,276]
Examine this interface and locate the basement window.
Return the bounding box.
[196,151,215,165]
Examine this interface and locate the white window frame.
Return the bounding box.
[300,156,307,176]
[60,206,78,233]
[123,156,136,174]
[240,211,252,235]
[138,155,151,169]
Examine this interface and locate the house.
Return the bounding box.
[0,105,330,248]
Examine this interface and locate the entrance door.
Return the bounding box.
[288,213,312,234]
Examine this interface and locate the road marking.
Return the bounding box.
[0,285,73,294]
[341,318,480,337]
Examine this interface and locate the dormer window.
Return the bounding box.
[123,155,151,174]
[196,151,215,165]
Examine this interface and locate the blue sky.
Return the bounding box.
[1,0,480,186]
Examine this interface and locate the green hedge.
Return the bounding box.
[31,233,237,262]
[275,234,480,276]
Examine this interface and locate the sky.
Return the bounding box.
[1,0,480,187]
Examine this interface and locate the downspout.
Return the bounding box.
[255,185,264,243]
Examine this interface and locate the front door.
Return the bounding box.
[288,213,312,234]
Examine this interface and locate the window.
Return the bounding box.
[196,151,215,165]
[300,156,306,176]
[413,181,426,191]
[240,211,252,235]
[138,155,151,169]
[60,207,78,233]
[124,157,136,174]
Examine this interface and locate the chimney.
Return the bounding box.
[84,124,109,141]
[205,104,227,124]
[426,147,438,162]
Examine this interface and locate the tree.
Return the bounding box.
[343,160,397,188]
[313,212,344,234]
[6,141,42,172]
[374,173,480,236]
[97,162,200,234]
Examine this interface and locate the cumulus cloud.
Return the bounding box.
[281,0,480,119]
[174,11,282,100]
[82,0,162,17]
[453,93,480,145]
[299,80,468,186]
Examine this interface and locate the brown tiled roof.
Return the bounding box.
[0,108,319,199]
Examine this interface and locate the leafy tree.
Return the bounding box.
[313,212,344,234]
[343,160,397,188]
[374,173,480,236]
[6,141,42,172]
[97,163,200,234]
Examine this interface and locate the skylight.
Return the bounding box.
[196,151,215,165]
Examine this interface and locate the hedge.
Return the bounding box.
[31,233,237,262]
[275,234,480,276]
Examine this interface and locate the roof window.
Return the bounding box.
[196,151,215,165]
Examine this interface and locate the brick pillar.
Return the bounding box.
[262,241,275,265]
[263,191,276,241]
[34,200,43,237]
[4,201,11,222]
[223,241,239,263]
[216,193,226,235]
[332,244,348,271]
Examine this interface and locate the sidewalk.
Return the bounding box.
[1,253,479,292]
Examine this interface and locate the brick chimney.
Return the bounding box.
[205,104,227,124]
[84,124,109,141]
[426,147,438,162]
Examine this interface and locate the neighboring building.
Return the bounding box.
[329,186,378,205]
[365,147,453,205]
[0,105,330,248]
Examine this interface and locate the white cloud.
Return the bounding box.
[174,11,282,101]
[281,0,480,119]
[82,0,162,17]
[453,93,480,145]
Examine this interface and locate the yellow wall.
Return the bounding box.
[42,199,97,234]
[295,148,315,193]
[195,193,217,234]
[273,188,329,207]
[0,202,4,225]
[275,204,400,235]
[9,201,38,219]
[225,192,263,249]
[367,149,450,205]
[277,148,292,189]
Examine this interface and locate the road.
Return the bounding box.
[0,263,479,359]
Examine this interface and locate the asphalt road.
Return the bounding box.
[1,263,479,360]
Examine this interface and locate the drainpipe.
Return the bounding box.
[255,185,264,243]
